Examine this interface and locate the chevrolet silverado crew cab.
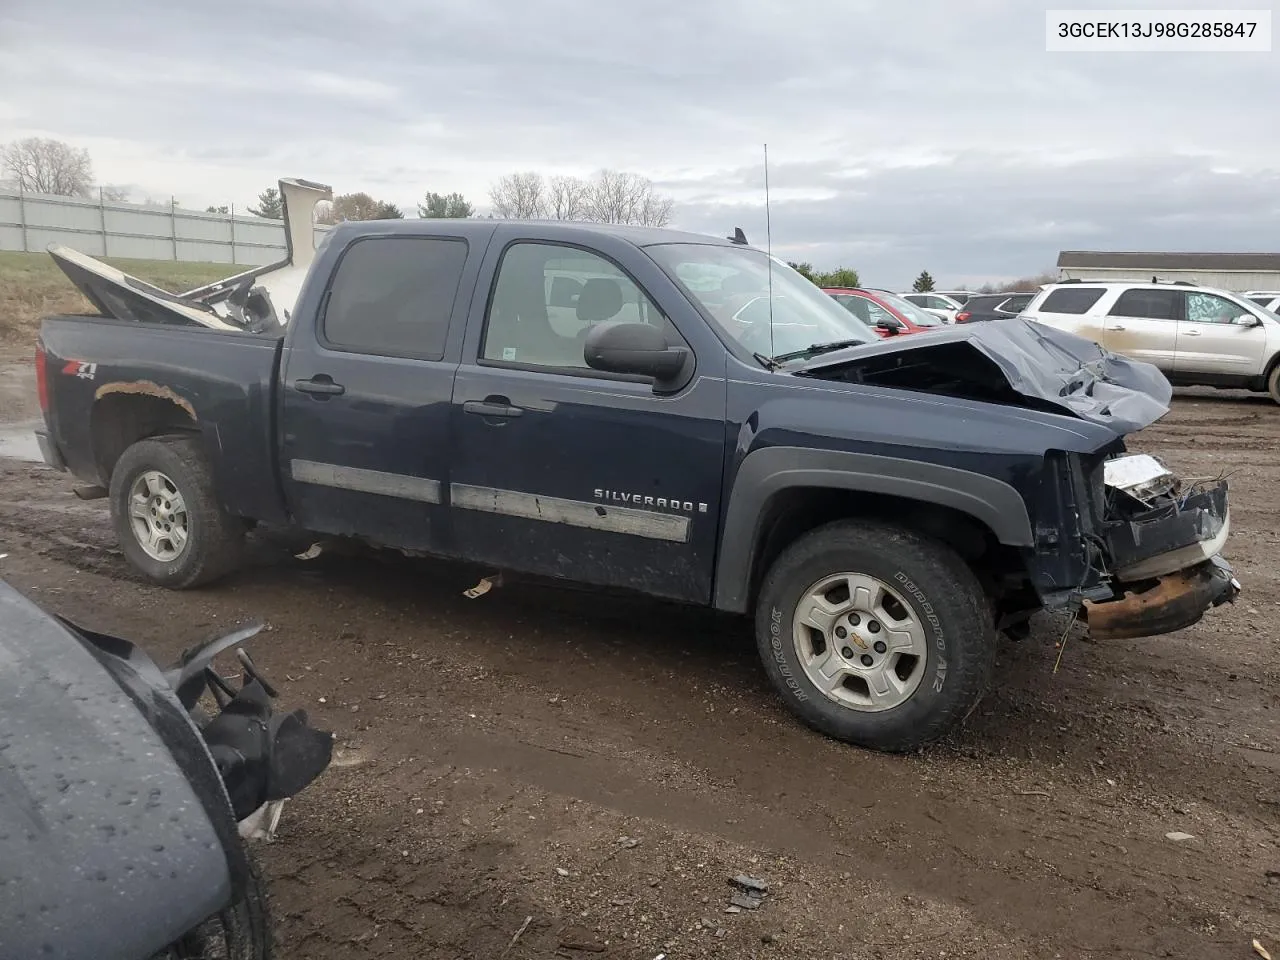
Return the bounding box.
[33,179,1239,752]
[1021,279,1280,402]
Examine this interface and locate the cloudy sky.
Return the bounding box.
[2,0,1277,288]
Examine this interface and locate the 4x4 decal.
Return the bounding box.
[62,361,97,380]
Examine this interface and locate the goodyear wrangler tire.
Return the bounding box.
[754,520,995,752]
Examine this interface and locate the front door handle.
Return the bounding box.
[1184,329,1201,336]
[1110,324,1126,331]
[463,398,523,418]
[294,376,345,396]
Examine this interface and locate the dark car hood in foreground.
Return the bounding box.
[796,317,1172,435]
[0,582,232,960]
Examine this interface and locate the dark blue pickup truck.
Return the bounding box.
[32,186,1238,751]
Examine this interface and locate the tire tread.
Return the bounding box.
[755,519,995,752]
[109,435,243,588]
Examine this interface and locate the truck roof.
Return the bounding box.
[326,217,743,249]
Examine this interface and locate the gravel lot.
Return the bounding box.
[0,353,1276,959]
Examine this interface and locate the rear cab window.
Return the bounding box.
[1037,287,1106,315]
[322,236,469,359]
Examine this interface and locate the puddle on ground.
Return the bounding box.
[0,422,41,463]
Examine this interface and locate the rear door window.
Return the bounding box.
[834,294,872,323]
[1108,289,1180,321]
[1038,287,1106,314]
[322,236,469,360]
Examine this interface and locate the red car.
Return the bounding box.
[822,287,948,337]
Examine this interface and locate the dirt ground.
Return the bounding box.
[0,359,1276,959]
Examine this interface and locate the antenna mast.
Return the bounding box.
[764,143,774,359]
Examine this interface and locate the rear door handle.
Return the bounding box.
[463,398,523,418]
[294,376,345,396]
[1184,329,1201,336]
[1110,324,1126,331]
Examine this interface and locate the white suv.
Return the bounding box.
[1020,279,1280,402]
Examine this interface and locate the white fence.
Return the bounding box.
[0,188,320,266]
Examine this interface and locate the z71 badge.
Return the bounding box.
[62,360,98,380]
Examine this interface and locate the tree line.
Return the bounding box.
[787,262,860,288]
[11,136,1057,294]
[910,268,1057,295]
[1,137,676,229]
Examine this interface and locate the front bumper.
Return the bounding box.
[1083,465,1239,640]
[1083,554,1240,640]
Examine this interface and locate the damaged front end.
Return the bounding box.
[1083,454,1239,639]
[794,319,1239,641]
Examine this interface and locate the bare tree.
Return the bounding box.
[489,172,546,219]
[639,191,674,228]
[547,175,589,221]
[1,137,94,197]
[99,185,130,202]
[488,169,674,226]
[584,170,673,227]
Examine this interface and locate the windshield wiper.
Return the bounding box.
[752,351,782,371]
[770,339,867,364]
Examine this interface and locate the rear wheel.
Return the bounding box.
[1267,363,1280,404]
[109,436,244,588]
[755,520,996,752]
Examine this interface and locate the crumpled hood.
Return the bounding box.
[796,317,1172,435]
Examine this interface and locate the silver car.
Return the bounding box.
[901,292,962,323]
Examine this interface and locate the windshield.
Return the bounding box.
[877,291,945,326]
[645,243,877,359]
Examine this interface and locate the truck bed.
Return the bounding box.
[37,315,290,526]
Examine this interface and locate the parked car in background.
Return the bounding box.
[901,292,962,323]
[936,290,975,305]
[823,287,947,336]
[1245,291,1280,313]
[955,293,1034,324]
[1021,278,1280,402]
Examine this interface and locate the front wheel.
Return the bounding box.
[158,846,273,958]
[108,435,244,588]
[755,520,996,752]
[1267,363,1280,404]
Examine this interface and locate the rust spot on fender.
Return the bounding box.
[94,381,197,421]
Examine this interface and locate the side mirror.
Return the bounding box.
[584,322,689,385]
[876,322,899,336]
[1234,314,1261,327]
